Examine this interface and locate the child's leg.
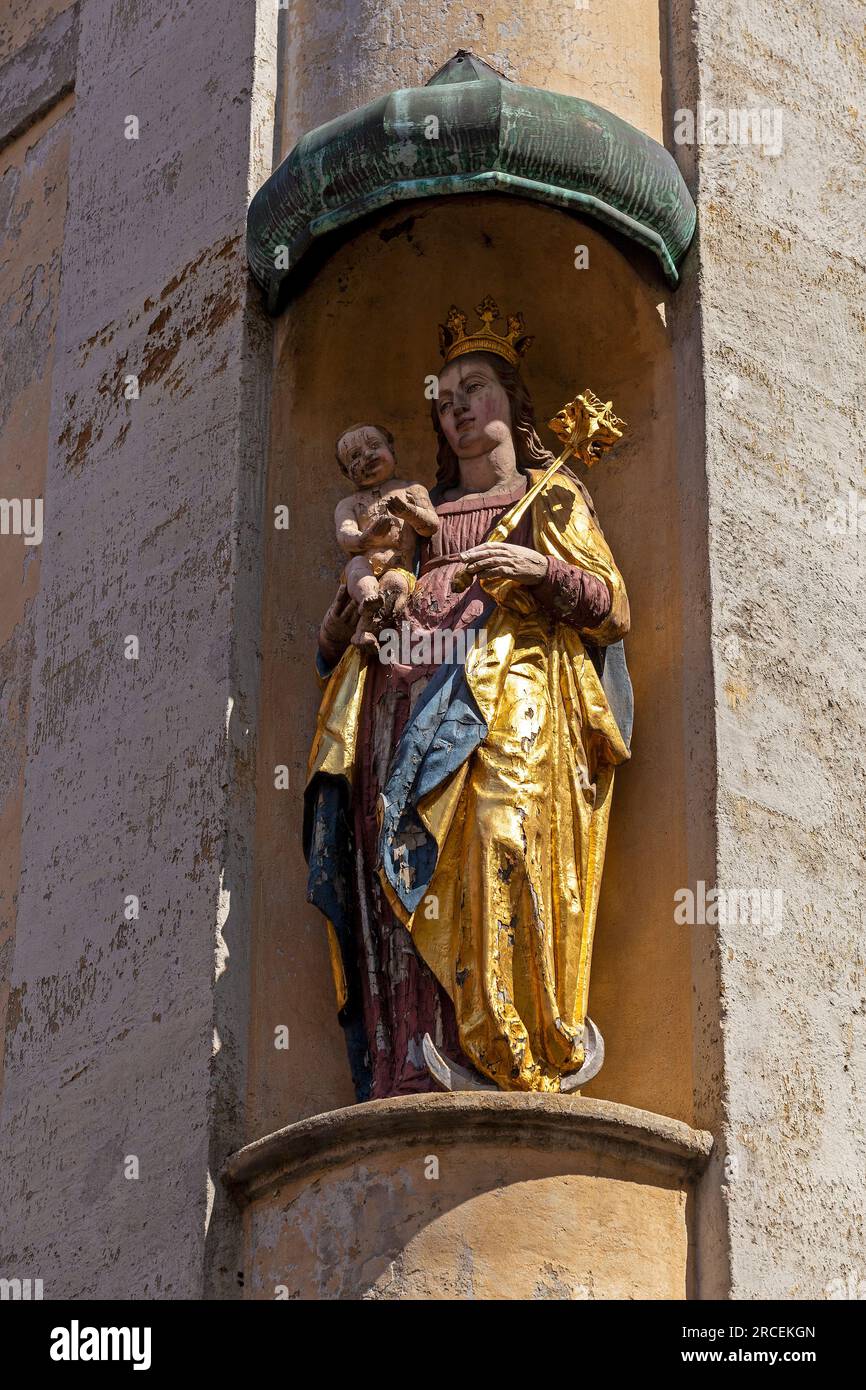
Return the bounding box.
[346,555,385,651]
[345,554,381,607]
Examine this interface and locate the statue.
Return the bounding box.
[333,423,439,653]
[305,297,632,1098]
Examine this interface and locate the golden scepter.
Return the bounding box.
[451,389,627,592]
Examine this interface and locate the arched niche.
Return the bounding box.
[247,192,695,1135]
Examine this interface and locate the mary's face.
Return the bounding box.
[436,354,512,459]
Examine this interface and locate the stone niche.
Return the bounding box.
[248,194,695,1137]
[226,1094,712,1300]
[234,158,711,1297]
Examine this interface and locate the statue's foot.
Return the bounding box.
[351,598,384,652]
[378,584,406,625]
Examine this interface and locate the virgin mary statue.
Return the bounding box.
[304,299,632,1100]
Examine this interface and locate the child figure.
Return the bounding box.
[334,423,439,653]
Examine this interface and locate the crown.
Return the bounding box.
[438,295,533,367]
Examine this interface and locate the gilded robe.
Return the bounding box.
[305,468,630,1093]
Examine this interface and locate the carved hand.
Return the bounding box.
[362,515,400,545]
[318,582,360,667]
[458,543,548,585]
[387,491,439,537]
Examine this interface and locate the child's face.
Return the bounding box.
[338,426,396,489]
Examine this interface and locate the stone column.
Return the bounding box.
[248,0,865,1302]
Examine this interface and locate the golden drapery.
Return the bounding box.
[306,468,630,1091]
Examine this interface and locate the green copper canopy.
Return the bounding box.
[248,52,696,312]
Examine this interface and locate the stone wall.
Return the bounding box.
[0,0,277,1300]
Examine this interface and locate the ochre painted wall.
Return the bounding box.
[246,1139,694,1300]
[0,92,73,1102]
[277,1,665,155]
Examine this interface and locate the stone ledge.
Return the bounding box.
[223,1093,713,1205]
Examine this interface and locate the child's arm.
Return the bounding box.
[387,484,439,537]
[335,497,367,556]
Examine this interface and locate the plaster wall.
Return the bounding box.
[665,0,865,1299]
[0,0,278,1299]
[0,0,77,65]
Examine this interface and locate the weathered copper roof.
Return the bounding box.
[248,51,696,312]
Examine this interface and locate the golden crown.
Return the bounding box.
[438,295,533,367]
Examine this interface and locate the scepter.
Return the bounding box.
[451,389,627,592]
